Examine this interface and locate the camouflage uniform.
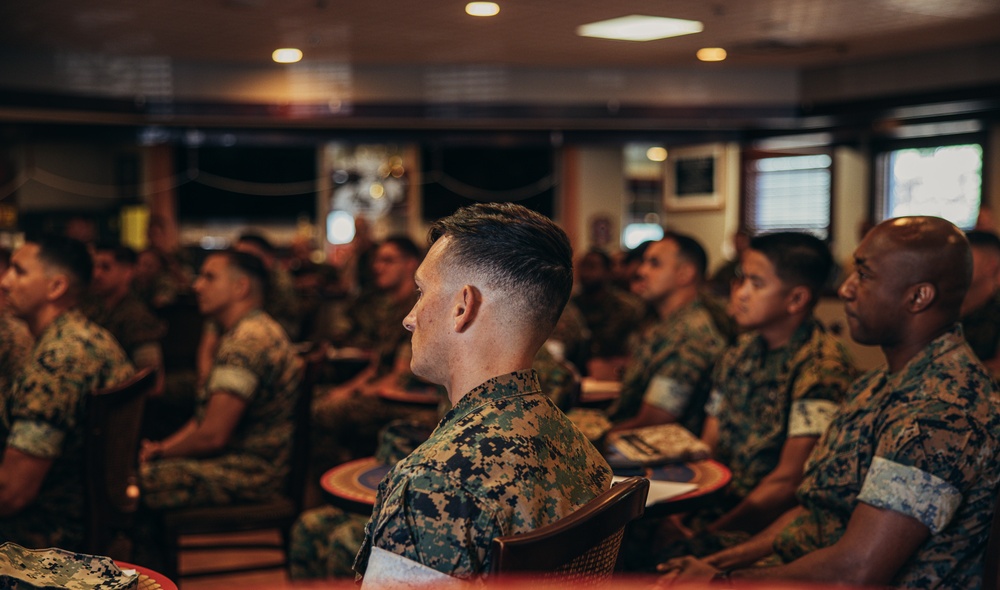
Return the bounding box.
[608,297,727,434]
[709,317,856,503]
[0,310,133,550]
[141,309,302,509]
[0,314,33,407]
[290,354,571,580]
[290,506,371,579]
[773,325,1000,588]
[572,286,646,358]
[354,370,612,580]
[961,291,1000,367]
[81,291,166,370]
[266,265,301,339]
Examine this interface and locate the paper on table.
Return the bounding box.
[612,476,697,506]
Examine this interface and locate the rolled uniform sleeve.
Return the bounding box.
[858,409,982,534]
[645,375,694,416]
[207,336,263,401]
[366,470,502,579]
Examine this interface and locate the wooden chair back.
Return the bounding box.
[83,367,157,559]
[984,489,1000,590]
[489,476,649,584]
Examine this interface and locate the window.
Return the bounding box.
[743,152,833,238]
[878,142,983,229]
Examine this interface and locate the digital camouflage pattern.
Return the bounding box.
[572,286,646,358]
[774,325,1000,589]
[354,370,612,580]
[141,309,302,509]
[608,297,727,434]
[290,352,575,580]
[708,317,855,501]
[81,291,166,368]
[0,314,33,407]
[961,290,1000,371]
[265,264,301,338]
[290,506,371,579]
[0,310,133,550]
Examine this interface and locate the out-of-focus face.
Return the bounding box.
[576,252,609,291]
[403,237,456,386]
[91,251,133,298]
[135,250,163,285]
[837,227,908,346]
[373,242,416,292]
[633,239,685,304]
[193,254,239,318]
[0,244,52,322]
[731,249,794,331]
[962,246,1000,315]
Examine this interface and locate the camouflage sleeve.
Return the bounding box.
[644,315,725,415]
[372,470,502,579]
[6,351,82,458]
[859,399,990,534]
[787,336,856,437]
[208,326,265,401]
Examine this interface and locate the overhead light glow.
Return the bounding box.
[272,48,303,64]
[466,2,500,17]
[646,147,668,162]
[697,47,727,62]
[577,15,703,42]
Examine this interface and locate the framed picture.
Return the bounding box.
[664,144,727,212]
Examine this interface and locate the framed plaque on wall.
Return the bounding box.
[664,144,727,212]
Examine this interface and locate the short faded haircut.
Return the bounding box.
[428,203,573,334]
[749,232,833,302]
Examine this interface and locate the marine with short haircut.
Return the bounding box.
[353,203,611,582]
[0,235,133,550]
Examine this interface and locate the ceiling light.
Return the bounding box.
[272,48,303,63]
[646,147,668,162]
[577,15,703,42]
[466,2,500,17]
[697,47,727,62]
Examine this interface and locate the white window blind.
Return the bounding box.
[745,154,832,238]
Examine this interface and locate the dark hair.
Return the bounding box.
[663,231,709,280]
[237,231,275,255]
[94,242,138,265]
[215,249,271,301]
[966,230,1000,255]
[624,242,651,265]
[583,248,612,270]
[428,203,573,333]
[749,232,833,301]
[381,235,423,261]
[31,234,93,295]
[0,246,10,268]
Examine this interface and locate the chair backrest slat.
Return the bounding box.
[489,476,649,582]
[84,367,157,559]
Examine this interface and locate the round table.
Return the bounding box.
[114,561,178,590]
[320,455,730,518]
[608,459,731,517]
[320,457,391,513]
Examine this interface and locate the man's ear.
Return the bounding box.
[676,261,697,287]
[453,284,480,333]
[46,273,70,302]
[786,285,812,315]
[906,282,937,313]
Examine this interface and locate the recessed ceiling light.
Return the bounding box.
[272,48,303,63]
[697,47,727,62]
[646,147,668,162]
[466,2,500,17]
[577,15,703,42]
